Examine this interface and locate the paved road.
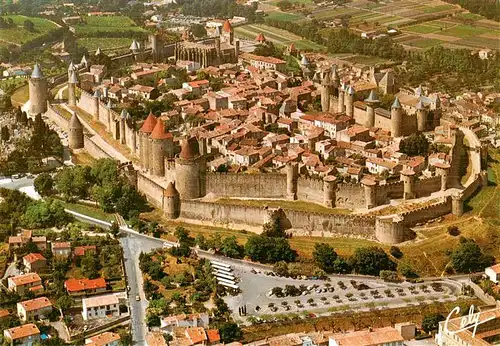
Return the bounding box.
[0,177,35,190]
[120,232,164,346]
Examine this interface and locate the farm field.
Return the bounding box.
[74,15,147,36]
[264,11,305,22]
[0,15,58,46]
[234,24,325,50]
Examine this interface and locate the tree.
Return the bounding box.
[350,247,396,276]
[261,219,286,238]
[450,238,494,273]
[190,24,207,38]
[81,253,101,279]
[273,261,289,276]
[220,236,244,259]
[55,295,73,312]
[219,322,243,343]
[422,313,445,334]
[447,225,460,236]
[313,243,338,273]
[109,222,120,237]
[399,133,430,157]
[399,262,418,278]
[23,19,35,32]
[245,235,296,263]
[34,173,53,197]
[390,246,403,259]
[0,126,9,141]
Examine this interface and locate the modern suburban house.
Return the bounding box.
[82,294,120,321]
[3,324,41,346]
[8,273,43,295]
[17,297,53,322]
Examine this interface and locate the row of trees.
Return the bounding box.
[178,0,259,23]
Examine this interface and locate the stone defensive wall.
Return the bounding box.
[83,134,113,160]
[414,175,442,197]
[46,104,70,132]
[375,180,404,206]
[297,176,324,204]
[137,173,165,209]
[205,172,287,198]
[180,200,377,238]
[336,183,365,209]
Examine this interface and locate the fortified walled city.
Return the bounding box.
[0,1,499,346]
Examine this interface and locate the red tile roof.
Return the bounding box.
[222,20,233,32]
[10,273,42,286]
[73,246,96,257]
[64,278,106,293]
[151,121,173,140]
[185,327,207,344]
[140,113,157,133]
[206,329,220,343]
[18,297,52,312]
[87,332,121,346]
[23,253,46,264]
[256,33,265,42]
[5,324,40,340]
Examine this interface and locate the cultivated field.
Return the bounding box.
[262,0,499,50]
[0,15,58,46]
[234,23,325,50]
[74,15,147,36]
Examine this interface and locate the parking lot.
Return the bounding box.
[223,266,461,322]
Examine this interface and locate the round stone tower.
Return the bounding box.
[320,70,332,112]
[364,90,379,128]
[139,112,157,170]
[29,64,48,115]
[68,70,78,107]
[150,120,172,177]
[337,84,345,113]
[362,178,377,209]
[68,111,84,149]
[163,182,180,219]
[92,89,101,122]
[434,162,450,191]
[390,97,403,138]
[400,169,415,200]
[175,137,204,199]
[323,175,337,208]
[416,98,427,132]
[285,163,298,200]
[345,85,355,117]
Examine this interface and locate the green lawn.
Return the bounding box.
[215,198,352,214]
[10,84,29,106]
[74,15,147,36]
[62,201,116,222]
[265,11,305,22]
[455,36,500,50]
[0,15,58,45]
[77,37,132,52]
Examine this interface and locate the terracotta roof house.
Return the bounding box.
[86,331,121,346]
[4,324,41,346]
[17,297,52,322]
[23,253,47,273]
[65,278,107,295]
[8,273,43,295]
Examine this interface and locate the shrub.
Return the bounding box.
[447,225,460,236]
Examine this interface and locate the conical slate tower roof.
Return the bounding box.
[130,40,140,51]
[365,90,379,103]
[68,70,78,84]
[81,55,87,65]
[93,89,101,98]
[139,112,157,133]
[31,64,44,79]
[321,69,331,85]
[346,85,355,95]
[120,109,128,119]
[95,47,102,56]
[300,55,310,66]
[415,85,423,96]
[392,97,401,109]
[164,182,179,197]
[415,98,425,110]
[331,65,339,81]
[69,112,82,129]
